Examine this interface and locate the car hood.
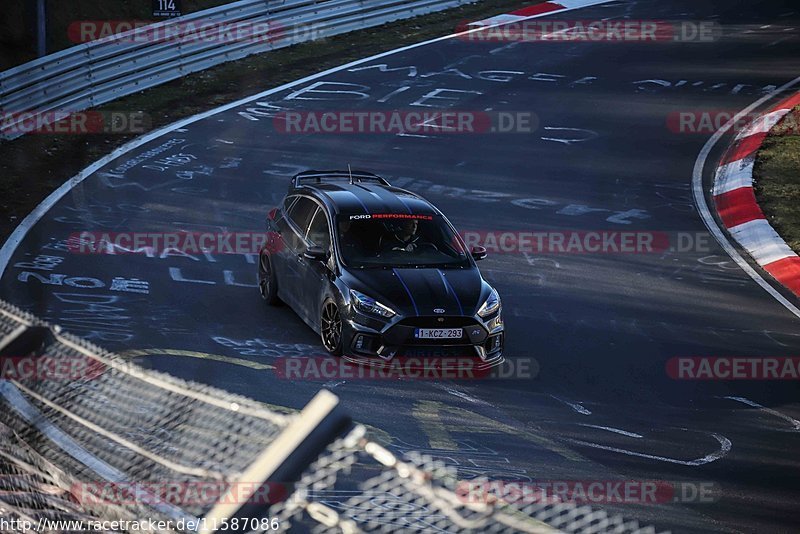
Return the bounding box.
[342,266,488,317]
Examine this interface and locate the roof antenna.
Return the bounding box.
[348,164,354,184]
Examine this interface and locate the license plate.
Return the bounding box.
[414,328,463,339]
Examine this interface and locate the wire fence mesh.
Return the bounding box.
[0,299,291,532]
[0,299,662,533]
[268,426,660,534]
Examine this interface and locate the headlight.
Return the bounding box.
[477,288,500,318]
[350,289,396,318]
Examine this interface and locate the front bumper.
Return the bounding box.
[342,310,505,371]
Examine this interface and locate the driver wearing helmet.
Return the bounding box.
[379,219,422,253]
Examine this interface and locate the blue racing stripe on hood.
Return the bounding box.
[393,268,419,316]
[438,269,464,315]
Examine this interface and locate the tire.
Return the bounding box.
[320,299,343,356]
[258,251,280,305]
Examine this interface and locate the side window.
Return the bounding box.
[306,208,331,251]
[282,196,298,218]
[287,197,317,235]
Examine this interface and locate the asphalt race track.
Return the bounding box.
[2,0,800,532]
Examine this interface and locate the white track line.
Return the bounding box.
[435,383,494,406]
[576,423,642,438]
[722,396,800,432]
[549,394,592,415]
[567,432,732,466]
[692,75,800,320]
[0,0,613,277]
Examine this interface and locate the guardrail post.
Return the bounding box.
[36,0,47,57]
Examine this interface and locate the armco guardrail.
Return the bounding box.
[0,0,481,141]
[0,298,662,533]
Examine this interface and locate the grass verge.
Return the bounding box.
[754,107,800,253]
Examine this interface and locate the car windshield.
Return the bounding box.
[337,214,470,268]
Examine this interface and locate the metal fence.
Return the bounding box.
[0,0,481,140]
[0,298,663,533]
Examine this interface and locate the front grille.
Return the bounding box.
[397,316,477,328]
[395,345,479,359]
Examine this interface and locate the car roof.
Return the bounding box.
[289,171,439,217]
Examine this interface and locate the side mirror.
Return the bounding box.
[471,245,487,261]
[304,246,328,262]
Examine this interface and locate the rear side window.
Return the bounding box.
[287,197,317,234]
[282,196,298,216]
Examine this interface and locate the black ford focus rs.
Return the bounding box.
[258,170,504,368]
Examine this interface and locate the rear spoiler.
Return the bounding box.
[292,170,391,188]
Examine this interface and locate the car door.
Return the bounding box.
[270,196,296,285]
[275,196,317,309]
[299,206,334,329]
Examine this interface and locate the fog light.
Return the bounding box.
[353,334,379,354]
[486,334,502,353]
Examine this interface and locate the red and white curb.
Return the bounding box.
[469,0,608,27]
[713,93,800,296]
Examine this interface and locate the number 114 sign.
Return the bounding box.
[152,0,182,18]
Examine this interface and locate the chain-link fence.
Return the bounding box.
[0,300,294,532]
[269,426,659,534]
[0,299,661,533]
